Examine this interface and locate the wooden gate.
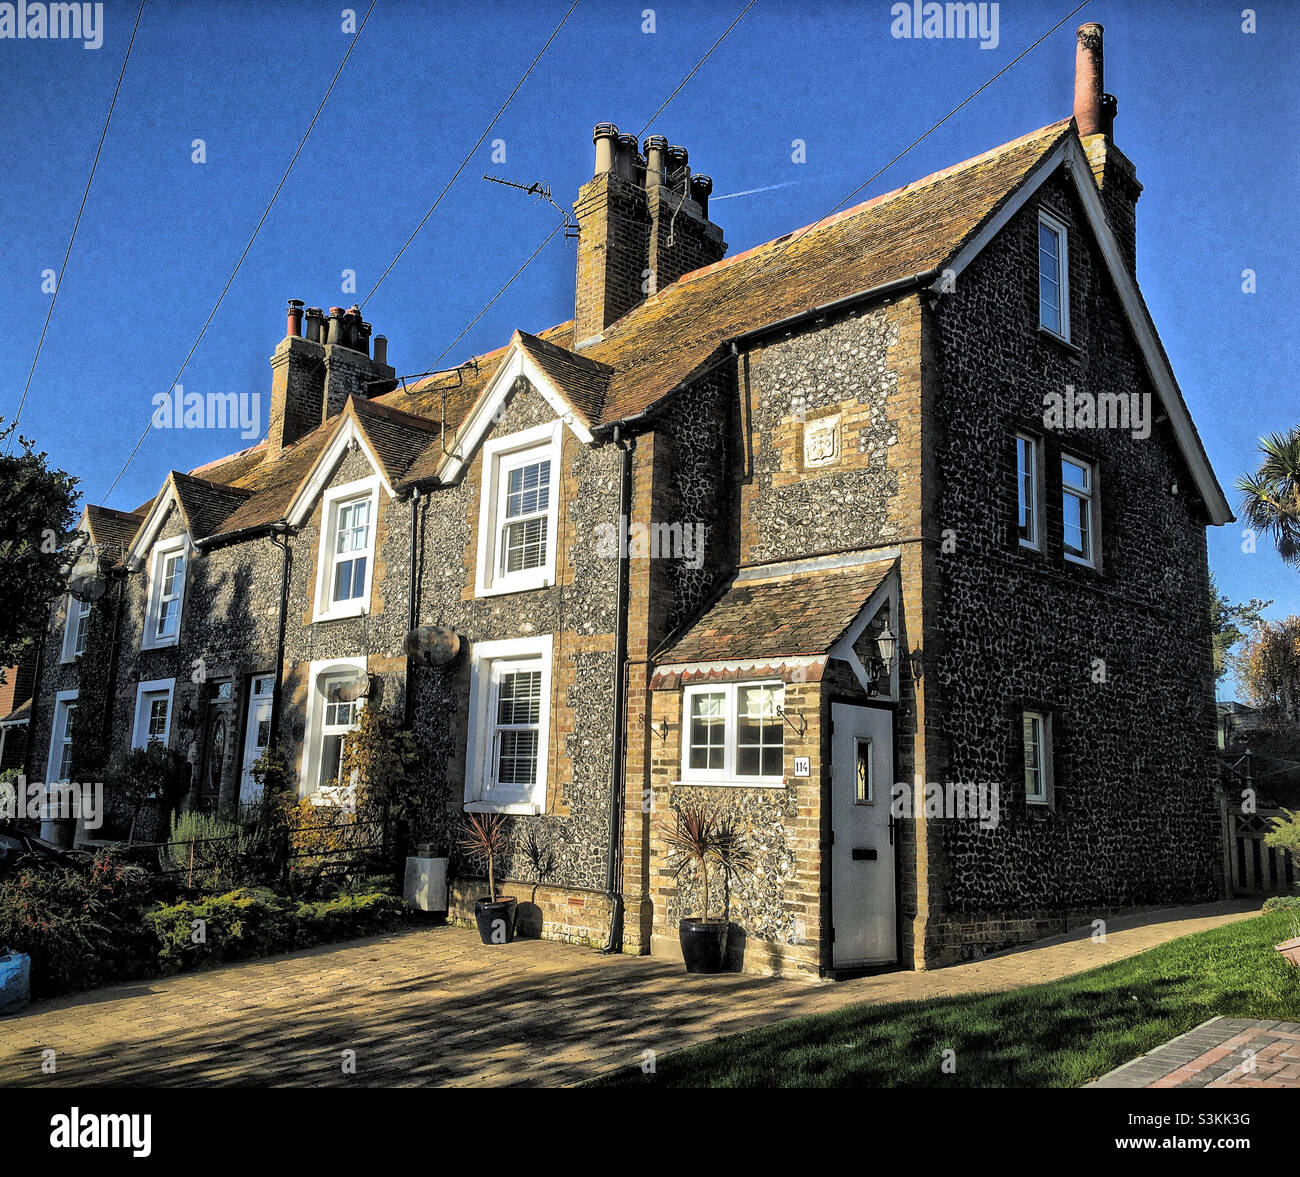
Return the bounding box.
[1228,808,1296,896]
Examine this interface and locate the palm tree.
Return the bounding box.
[1236,429,1300,567]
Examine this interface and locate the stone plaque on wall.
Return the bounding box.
[803,413,840,468]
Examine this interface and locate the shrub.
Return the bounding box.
[160,810,247,891]
[1262,894,1300,913]
[294,889,407,948]
[147,886,295,971]
[109,742,190,841]
[0,854,160,996]
[1264,809,1300,866]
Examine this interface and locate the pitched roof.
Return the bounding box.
[514,330,613,425]
[0,697,31,726]
[94,115,1229,538]
[83,505,146,561]
[170,471,255,540]
[657,561,893,664]
[585,120,1073,422]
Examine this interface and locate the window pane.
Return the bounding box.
[505,461,550,519]
[736,685,783,777]
[1063,493,1091,560]
[1039,223,1062,333]
[1062,458,1089,491]
[496,729,539,785]
[856,739,872,803]
[321,733,345,786]
[1017,437,1036,542]
[1023,715,1043,797]
[688,692,726,771]
[157,597,177,638]
[498,670,543,725]
[503,517,548,574]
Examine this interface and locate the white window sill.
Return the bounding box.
[1018,538,1040,552]
[474,577,553,599]
[464,800,543,815]
[1037,325,1079,352]
[313,602,369,623]
[671,778,787,790]
[141,636,179,651]
[1063,553,1096,569]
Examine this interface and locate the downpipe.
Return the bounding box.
[602,427,634,954]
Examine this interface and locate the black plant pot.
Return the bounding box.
[474,897,518,945]
[679,918,728,974]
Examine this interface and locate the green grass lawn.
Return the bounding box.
[597,911,1300,1088]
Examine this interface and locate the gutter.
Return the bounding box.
[602,426,634,954]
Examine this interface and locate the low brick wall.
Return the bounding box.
[924,904,1179,966]
[449,878,616,950]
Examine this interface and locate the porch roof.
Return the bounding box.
[655,560,893,666]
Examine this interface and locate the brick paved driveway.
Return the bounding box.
[1091,1017,1300,1088]
[0,900,1259,1087]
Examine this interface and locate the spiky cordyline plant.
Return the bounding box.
[658,803,753,923]
[458,812,511,903]
[1236,428,1300,568]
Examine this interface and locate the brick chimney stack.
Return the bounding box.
[1072,23,1142,274]
[267,298,395,458]
[573,123,726,345]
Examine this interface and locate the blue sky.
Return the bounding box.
[2,0,1296,692]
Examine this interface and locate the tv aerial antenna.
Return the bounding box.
[482,174,579,239]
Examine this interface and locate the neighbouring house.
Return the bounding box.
[0,660,35,773]
[26,24,1232,976]
[1216,700,1267,751]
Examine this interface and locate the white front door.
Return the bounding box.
[239,675,275,804]
[830,702,897,967]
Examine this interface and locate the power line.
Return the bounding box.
[636,0,755,138]
[416,1,758,382]
[7,0,146,448]
[758,0,1092,268]
[424,221,567,375]
[100,0,378,504]
[359,0,580,309]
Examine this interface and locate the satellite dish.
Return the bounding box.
[405,625,461,668]
[315,666,370,703]
[69,574,106,603]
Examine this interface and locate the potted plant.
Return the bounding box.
[660,803,752,974]
[458,812,516,945]
[1275,915,1300,969]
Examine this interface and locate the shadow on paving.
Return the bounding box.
[0,928,802,1088]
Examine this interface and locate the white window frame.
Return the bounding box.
[1015,433,1042,551]
[1023,709,1053,806]
[132,678,176,749]
[475,422,562,598]
[1037,209,1070,341]
[678,680,786,787]
[312,475,382,623]
[299,657,366,797]
[47,689,78,784]
[464,635,553,814]
[142,535,189,650]
[1061,453,1098,568]
[61,593,91,663]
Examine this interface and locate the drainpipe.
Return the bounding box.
[602,427,634,953]
[99,570,127,752]
[20,616,45,786]
[267,525,291,756]
[405,488,421,728]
